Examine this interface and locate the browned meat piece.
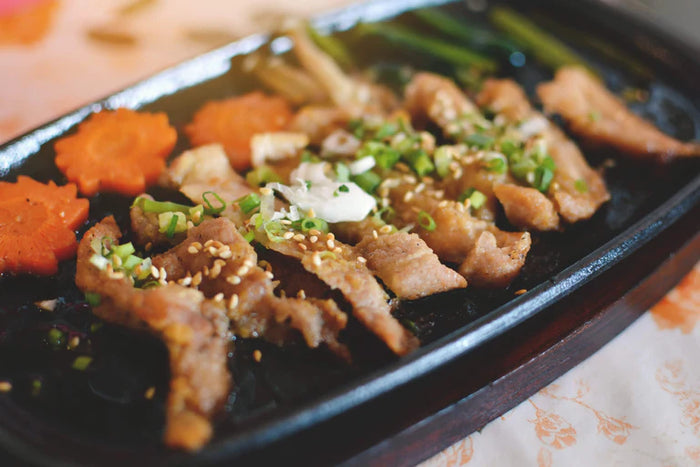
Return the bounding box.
[129,194,186,248]
[355,232,466,300]
[76,217,230,451]
[478,78,610,223]
[387,181,531,287]
[404,72,477,133]
[459,230,531,288]
[259,234,418,356]
[332,217,383,245]
[152,218,348,358]
[538,67,700,161]
[493,183,560,231]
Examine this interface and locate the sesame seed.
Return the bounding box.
[415,183,426,193]
[293,233,305,242]
[434,190,445,199]
[243,258,255,268]
[208,247,218,256]
[110,271,125,280]
[144,387,156,400]
[453,167,463,179]
[309,229,321,236]
[372,230,378,239]
[456,203,465,213]
[112,255,122,268]
[214,293,224,302]
[186,221,194,230]
[69,336,80,348]
[327,233,335,240]
[309,235,318,243]
[307,208,316,218]
[192,272,202,286]
[204,240,214,248]
[379,225,393,234]
[218,249,233,259]
[514,289,528,296]
[357,256,367,264]
[258,260,271,270]
[228,294,239,310]
[333,247,342,254]
[265,271,274,279]
[260,187,272,196]
[283,232,294,240]
[253,350,262,363]
[280,219,292,225]
[210,265,222,279]
[326,239,335,249]
[0,382,12,392]
[236,265,250,276]
[438,200,449,208]
[312,252,321,266]
[202,266,210,276]
[298,243,307,251]
[403,175,417,184]
[187,245,199,254]
[226,275,241,285]
[403,191,414,202]
[144,242,153,252]
[297,289,306,299]
[178,276,192,286]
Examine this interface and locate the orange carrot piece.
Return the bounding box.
[184,92,293,171]
[54,108,177,196]
[0,176,89,276]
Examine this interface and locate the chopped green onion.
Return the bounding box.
[243,231,255,243]
[499,139,520,157]
[136,197,191,214]
[300,217,329,234]
[31,379,41,396]
[111,242,135,260]
[300,150,321,163]
[405,149,435,176]
[373,206,396,226]
[246,165,282,186]
[188,205,205,224]
[417,210,437,231]
[158,212,187,238]
[263,221,286,242]
[72,356,93,371]
[305,181,312,190]
[352,171,382,194]
[540,155,556,171]
[459,188,487,209]
[374,122,399,139]
[358,22,498,72]
[433,146,453,178]
[202,191,226,214]
[165,214,179,238]
[338,184,349,193]
[335,162,350,182]
[464,133,495,149]
[237,193,261,214]
[485,157,507,174]
[122,255,143,271]
[374,146,401,170]
[534,166,554,193]
[575,178,589,193]
[47,328,64,346]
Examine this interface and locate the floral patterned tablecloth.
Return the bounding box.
[1,1,698,465]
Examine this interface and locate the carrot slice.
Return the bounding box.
[0,176,89,276]
[184,92,293,171]
[54,108,177,196]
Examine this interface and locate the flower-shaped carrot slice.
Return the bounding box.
[54,108,177,196]
[184,92,293,171]
[0,176,89,276]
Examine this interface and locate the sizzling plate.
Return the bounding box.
[0,0,698,464]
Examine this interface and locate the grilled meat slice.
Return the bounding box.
[76,217,230,451]
[259,235,419,356]
[405,72,478,133]
[355,232,466,300]
[478,78,610,223]
[151,218,348,357]
[493,183,560,231]
[538,66,699,161]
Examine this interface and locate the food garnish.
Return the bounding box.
[0,176,89,275]
[54,108,177,196]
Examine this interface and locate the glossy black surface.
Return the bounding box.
[0,0,698,465]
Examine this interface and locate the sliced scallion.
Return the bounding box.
[575,178,589,193]
[352,171,382,194]
[417,210,437,231]
[237,193,261,214]
[300,217,329,234]
[202,191,226,214]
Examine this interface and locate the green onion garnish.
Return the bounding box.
[243,231,255,243]
[464,133,495,149]
[246,165,282,186]
[433,146,453,178]
[122,255,143,271]
[47,328,64,346]
[202,191,226,214]
[237,193,261,214]
[85,292,101,307]
[417,210,437,231]
[405,149,435,176]
[348,119,365,139]
[338,184,349,193]
[373,206,396,226]
[264,221,286,242]
[335,162,350,182]
[136,197,191,214]
[111,242,135,260]
[165,213,180,238]
[575,178,589,193]
[300,217,329,234]
[352,171,382,194]
[72,356,93,371]
[499,139,520,157]
[459,188,487,209]
[374,122,399,139]
[485,157,507,174]
[534,166,554,193]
